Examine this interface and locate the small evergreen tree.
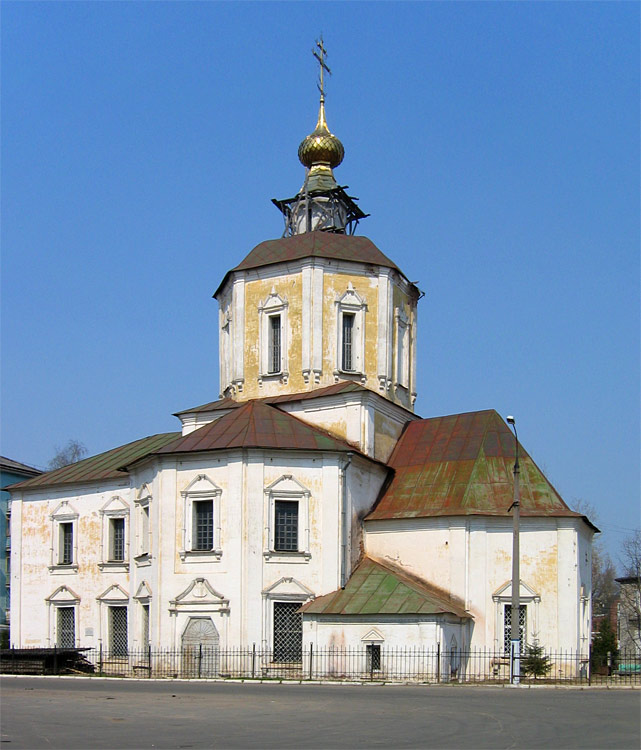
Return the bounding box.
[591,617,619,674]
[522,641,552,680]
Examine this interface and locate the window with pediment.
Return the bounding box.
[335,283,367,377]
[134,484,152,564]
[98,496,130,571]
[180,475,223,561]
[46,585,80,646]
[263,475,311,561]
[49,502,79,573]
[258,289,289,381]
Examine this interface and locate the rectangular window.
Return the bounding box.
[342,313,355,371]
[141,604,150,646]
[57,607,75,648]
[273,602,302,662]
[366,644,381,672]
[269,315,281,374]
[140,505,150,554]
[274,500,298,552]
[109,606,128,656]
[193,500,214,551]
[110,518,125,561]
[504,604,527,654]
[59,522,73,565]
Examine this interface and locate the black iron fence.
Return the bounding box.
[2,646,639,684]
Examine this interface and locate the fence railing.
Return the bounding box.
[1,645,640,684]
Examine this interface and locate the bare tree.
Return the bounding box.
[617,530,641,653]
[48,439,88,470]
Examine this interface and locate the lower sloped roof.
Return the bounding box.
[157,399,364,456]
[300,556,470,618]
[367,409,586,523]
[7,432,180,491]
[174,381,369,417]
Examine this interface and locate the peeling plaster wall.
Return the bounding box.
[216,259,417,410]
[303,616,445,650]
[364,516,591,652]
[10,480,132,648]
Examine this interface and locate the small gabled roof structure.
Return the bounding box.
[157,399,364,456]
[367,409,589,523]
[8,433,180,491]
[300,556,469,618]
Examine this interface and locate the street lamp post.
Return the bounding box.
[506,415,520,685]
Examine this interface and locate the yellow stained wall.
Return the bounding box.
[232,267,415,409]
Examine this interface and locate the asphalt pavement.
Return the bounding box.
[1,676,639,749]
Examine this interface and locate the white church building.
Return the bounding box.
[9,48,594,674]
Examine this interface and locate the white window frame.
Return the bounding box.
[49,502,79,573]
[46,585,80,646]
[133,580,153,648]
[180,475,223,561]
[335,283,367,378]
[492,579,540,653]
[134,484,152,565]
[394,306,410,389]
[96,583,130,653]
[263,475,311,562]
[98,496,130,572]
[261,577,314,652]
[258,289,289,382]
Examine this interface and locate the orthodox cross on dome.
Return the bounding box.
[313,36,331,103]
[271,37,369,236]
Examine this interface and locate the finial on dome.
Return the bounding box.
[298,36,345,171]
[271,37,368,236]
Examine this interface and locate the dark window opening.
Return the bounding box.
[269,315,281,374]
[193,500,214,551]
[273,602,302,662]
[57,607,75,648]
[110,518,125,561]
[342,313,355,371]
[504,604,527,654]
[274,500,298,552]
[110,606,128,656]
[366,644,381,671]
[60,523,73,565]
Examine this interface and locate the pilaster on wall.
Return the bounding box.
[311,266,324,381]
[232,277,245,391]
[301,266,312,380]
[376,270,391,393]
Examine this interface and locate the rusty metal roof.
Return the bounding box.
[300,556,470,618]
[214,232,408,297]
[367,409,584,522]
[174,382,369,416]
[158,399,363,456]
[8,433,180,491]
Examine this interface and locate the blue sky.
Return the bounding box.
[2,2,639,564]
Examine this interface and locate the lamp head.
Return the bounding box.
[506,415,515,425]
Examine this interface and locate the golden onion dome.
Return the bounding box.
[298,98,344,169]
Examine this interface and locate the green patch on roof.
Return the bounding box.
[8,432,180,491]
[300,557,469,618]
[367,409,583,522]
